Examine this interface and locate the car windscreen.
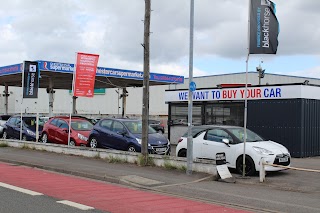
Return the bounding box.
[123,121,156,134]
[71,120,93,131]
[225,127,264,142]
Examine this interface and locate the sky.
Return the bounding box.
[0,0,319,79]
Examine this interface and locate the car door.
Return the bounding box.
[55,119,69,144]
[5,117,16,138]
[13,117,23,139]
[202,128,235,163]
[109,121,128,150]
[46,119,59,143]
[191,131,207,160]
[96,119,113,148]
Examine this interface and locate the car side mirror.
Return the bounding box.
[222,138,230,146]
[118,131,127,136]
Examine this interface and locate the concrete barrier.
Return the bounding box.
[0,139,217,176]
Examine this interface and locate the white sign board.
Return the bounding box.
[216,165,233,179]
[165,85,320,102]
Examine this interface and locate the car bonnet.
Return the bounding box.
[133,133,168,145]
[247,140,289,154]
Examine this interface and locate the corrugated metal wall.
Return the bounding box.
[247,99,320,157]
[301,99,320,157]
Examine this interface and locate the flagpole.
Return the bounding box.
[242,0,252,177]
[68,53,77,146]
[20,62,25,141]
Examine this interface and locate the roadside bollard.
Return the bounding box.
[260,157,266,183]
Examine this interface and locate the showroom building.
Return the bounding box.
[1,69,320,157]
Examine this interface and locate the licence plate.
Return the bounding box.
[279,157,288,162]
[155,147,167,152]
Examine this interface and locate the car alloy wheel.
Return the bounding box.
[22,135,27,141]
[69,140,76,146]
[178,149,187,157]
[90,138,98,148]
[42,133,48,143]
[236,155,256,176]
[127,145,136,152]
[2,131,7,139]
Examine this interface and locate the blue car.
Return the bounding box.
[88,118,170,155]
[2,116,43,141]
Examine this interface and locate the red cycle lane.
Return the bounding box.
[0,163,250,213]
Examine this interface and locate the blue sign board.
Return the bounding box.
[189,81,196,92]
[0,64,22,76]
[37,60,184,84]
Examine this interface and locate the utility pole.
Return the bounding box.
[141,0,151,164]
[186,0,195,175]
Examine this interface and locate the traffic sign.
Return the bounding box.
[189,81,196,92]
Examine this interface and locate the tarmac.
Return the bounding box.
[0,144,320,213]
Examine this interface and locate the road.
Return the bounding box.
[0,162,248,213]
[0,185,104,213]
[0,146,319,213]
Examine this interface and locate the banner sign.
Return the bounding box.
[38,60,184,84]
[73,52,99,97]
[249,0,279,54]
[165,85,320,102]
[0,64,22,76]
[23,61,39,99]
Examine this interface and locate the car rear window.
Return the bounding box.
[71,120,93,131]
[182,127,207,138]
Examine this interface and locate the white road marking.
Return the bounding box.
[57,200,94,210]
[0,182,43,196]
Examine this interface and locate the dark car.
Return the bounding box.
[148,119,165,134]
[88,118,170,155]
[41,116,93,146]
[2,115,43,141]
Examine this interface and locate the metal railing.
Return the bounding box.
[259,158,320,182]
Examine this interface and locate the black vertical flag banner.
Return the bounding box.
[249,0,279,54]
[23,61,39,98]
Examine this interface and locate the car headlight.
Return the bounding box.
[26,129,36,136]
[148,143,151,147]
[253,146,273,155]
[78,133,88,141]
[136,138,142,144]
[167,139,170,145]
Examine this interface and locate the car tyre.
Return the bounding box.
[178,149,187,157]
[89,137,98,148]
[41,133,48,143]
[69,139,76,146]
[127,145,136,152]
[2,130,7,139]
[236,155,256,176]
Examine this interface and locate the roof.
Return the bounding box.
[0,61,184,90]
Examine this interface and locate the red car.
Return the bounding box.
[41,116,93,146]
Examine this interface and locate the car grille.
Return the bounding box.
[150,144,169,155]
[273,153,290,166]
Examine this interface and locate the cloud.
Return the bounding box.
[0,0,319,78]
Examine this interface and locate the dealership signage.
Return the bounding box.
[38,60,184,84]
[73,53,100,97]
[165,85,320,102]
[23,61,39,99]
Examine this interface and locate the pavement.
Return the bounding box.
[0,146,319,213]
